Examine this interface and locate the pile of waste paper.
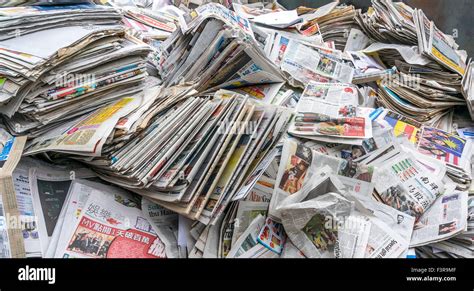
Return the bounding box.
[0,0,472,259]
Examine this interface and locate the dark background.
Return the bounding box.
[279,0,473,58]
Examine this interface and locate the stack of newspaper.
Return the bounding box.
[298,3,359,50]
[0,23,151,137]
[356,0,418,45]
[0,1,473,259]
[413,8,467,76]
[24,82,160,156]
[0,4,122,40]
[215,87,471,258]
[96,90,290,225]
[22,80,291,226]
[353,0,467,125]
[462,61,474,119]
[157,3,285,92]
[376,71,465,124]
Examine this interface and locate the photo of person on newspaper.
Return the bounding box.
[351,146,365,159]
[304,84,329,98]
[279,160,309,194]
[66,228,114,259]
[380,185,424,218]
[438,221,458,236]
[303,213,337,252]
[298,66,331,83]
[316,56,337,76]
[338,159,373,182]
[418,127,466,165]
[278,143,312,194]
[362,138,377,153]
[418,141,447,158]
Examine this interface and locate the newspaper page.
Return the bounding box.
[411,190,468,247]
[269,33,291,67]
[342,176,415,239]
[375,109,422,144]
[142,198,180,258]
[231,201,268,246]
[364,215,408,258]
[311,151,375,182]
[336,176,415,257]
[29,165,95,256]
[362,42,431,66]
[279,189,354,258]
[348,51,395,84]
[45,180,106,258]
[336,214,371,258]
[226,214,264,258]
[351,125,397,162]
[277,173,357,258]
[372,152,444,220]
[280,39,354,87]
[288,82,372,141]
[25,95,142,156]
[344,28,371,52]
[269,139,312,220]
[55,183,168,258]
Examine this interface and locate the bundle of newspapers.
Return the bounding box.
[355,0,468,125]
[0,6,152,138]
[157,3,285,91]
[296,2,359,51]
[24,86,292,225]
[0,4,122,40]
[0,0,473,260]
